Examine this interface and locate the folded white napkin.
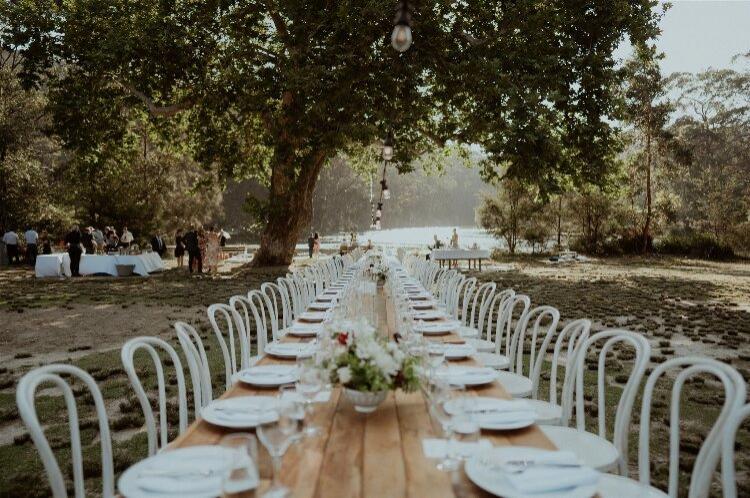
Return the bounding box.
[462,398,532,414]
[506,464,599,493]
[422,438,492,459]
[137,464,221,494]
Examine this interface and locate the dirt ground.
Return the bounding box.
[0,254,748,496]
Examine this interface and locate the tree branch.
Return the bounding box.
[115,79,196,118]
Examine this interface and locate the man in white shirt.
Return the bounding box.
[24,228,39,266]
[2,230,19,264]
[120,226,134,248]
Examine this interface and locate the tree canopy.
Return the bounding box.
[2,0,662,265]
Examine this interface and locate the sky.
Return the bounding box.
[615,0,750,74]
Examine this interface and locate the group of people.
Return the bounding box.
[1,227,51,266]
[429,228,460,251]
[62,225,144,276]
[174,225,226,274]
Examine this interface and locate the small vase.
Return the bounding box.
[343,388,387,414]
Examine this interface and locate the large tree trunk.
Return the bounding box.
[251,151,327,267]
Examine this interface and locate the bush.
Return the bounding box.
[656,231,735,260]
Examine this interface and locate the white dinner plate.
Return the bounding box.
[411,301,437,310]
[464,447,599,498]
[444,397,536,430]
[265,342,317,359]
[431,343,476,360]
[435,366,499,386]
[288,322,322,337]
[414,321,461,335]
[308,301,333,311]
[118,445,237,498]
[299,311,328,322]
[233,364,300,387]
[412,310,447,321]
[200,396,280,428]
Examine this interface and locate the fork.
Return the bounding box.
[482,458,582,474]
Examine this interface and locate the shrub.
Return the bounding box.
[656,231,735,260]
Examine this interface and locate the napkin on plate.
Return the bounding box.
[462,398,532,414]
[422,438,492,459]
[137,465,221,494]
[504,456,599,494]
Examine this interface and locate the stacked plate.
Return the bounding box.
[414,321,460,335]
[233,364,300,387]
[412,310,446,321]
[288,322,322,337]
[308,301,333,311]
[411,300,437,310]
[118,445,238,498]
[434,366,498,386]
[200,396,280,428]
[464,447,599,498]
[431,342,476,360]
[444,397,536,430]
[299,311,328,322]
[265,342,317,359]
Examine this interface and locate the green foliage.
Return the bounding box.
[477,179,544,255]
[656,230,735,260]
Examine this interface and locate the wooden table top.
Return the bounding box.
[169,285,556,498]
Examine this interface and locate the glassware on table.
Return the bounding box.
[426,342,446,379]
[445,385,480,453]
[427,382,461,472]
[294,360,324,437]
[257,397,301,498]
[220,433,259,498]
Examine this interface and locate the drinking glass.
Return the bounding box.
[427,342,446,379]
[427,382,460,472]
[294,361,324,437]
[446,385,479,455]
[257,399,300,498]
[220,433,259,498]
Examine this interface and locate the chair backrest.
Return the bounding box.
[262,281,292,331]
[17,365,114,498]
[568,329,651,476]
[547,319,592,411]
[469,282,497,337]
[174,321,212,417]
[207,302,249,389]
[121,336,188,455]
[493,293,530,357]
[722,402,750,498]
[513,305,560,384]
[455,276,477,323]
[636,357,746,498]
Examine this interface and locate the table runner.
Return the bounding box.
[169,285,556,497]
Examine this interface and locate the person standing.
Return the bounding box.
[450,228,459,248]
[81,227,95,254]
[2,229,19,264]
[92,227,105,254]
[120,226,134,249]
[307,232,315,258]
[65,225,83,277]
[40,230,52,255]
[151,233,166,257]
[24,227,39,265]
[205,226,220,273]
[174,229,186,268]
[312,232,321,258]
[184,226,202,274]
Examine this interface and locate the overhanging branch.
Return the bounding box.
[115,79,196,118]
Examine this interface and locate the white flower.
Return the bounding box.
[337,366,352,384]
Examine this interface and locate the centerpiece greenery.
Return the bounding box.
[316,318,421,412]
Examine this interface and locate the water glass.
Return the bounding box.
[220,433,259,498]
[295,361,324,437]
[257,398,300,498]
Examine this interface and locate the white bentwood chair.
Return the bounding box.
[207,302,250,389]
[17,364,115,498]
[121,336,188,455]
[539,329,651,473]
[597,356,746,497]
[722,402,750,498]
[174,321,213,417]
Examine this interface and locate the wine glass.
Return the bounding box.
[427,342,446,379]
[295,361,324,437]
[257,399,300,498]
[220,433,259,497]
[427,382,460,472]
[446,385,479,455]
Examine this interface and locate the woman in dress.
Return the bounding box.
[205,226,221,273]
[312,232,321,258]
[197,227,207,273]
[174,229,185,269]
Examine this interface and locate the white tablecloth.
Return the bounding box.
[35,254,72,277]
[431,249,490,260]
[35,253,165,277]
[79,253,165,276]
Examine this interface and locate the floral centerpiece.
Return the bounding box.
[316,318,421,413]
[364,254,389,284]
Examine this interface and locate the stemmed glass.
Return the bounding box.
[295,360,324,437]
[220,433,259,497]
[426,342,446,380]
[257,398,301,498]
[428,382,462,472]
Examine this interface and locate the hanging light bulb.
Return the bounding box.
[391,2,412,53]
[375,219,382,230]
[380,179,391,200]
[382,133,394,161]
[376,202,383,218]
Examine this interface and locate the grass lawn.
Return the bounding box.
[0,255,749,496]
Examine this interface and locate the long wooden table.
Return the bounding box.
[170,285,556,497]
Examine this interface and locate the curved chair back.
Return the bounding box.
[493,293,530,358]
[208,303,249,389]
[548,319,591,412]
[722,403,750,498]
[569,329,651,476]
[637,357,746,497]
[469,282,497,338]
[121,336,188,455]
[175,321,212,417]
[17,364,114,498]
[514,305,560,386]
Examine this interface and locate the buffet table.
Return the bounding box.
[169,288,556,497]
[431,248,491,270]
[35,253,165,278]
